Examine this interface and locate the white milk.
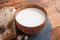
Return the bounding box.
[16,8,46,27]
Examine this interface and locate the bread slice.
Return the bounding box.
[0,6,17,30]
[4,22,17,40]
[0,6,17,40]
[0,22,17,40]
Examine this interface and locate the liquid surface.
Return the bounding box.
[16,8,46,27]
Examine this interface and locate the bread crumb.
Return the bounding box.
[17,35,24,40]
[24,36,28,40]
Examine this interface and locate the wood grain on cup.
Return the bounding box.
[15,4,47,34]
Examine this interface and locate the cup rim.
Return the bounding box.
[15,4,47,28]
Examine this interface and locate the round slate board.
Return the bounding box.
[12,19,52,40]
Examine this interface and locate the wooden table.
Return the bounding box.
[0,0,60,40]
[0,0,60,29]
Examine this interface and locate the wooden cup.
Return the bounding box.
[15,4,47,34]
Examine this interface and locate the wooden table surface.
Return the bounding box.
[0,0,60,40]
[0,0,60,29]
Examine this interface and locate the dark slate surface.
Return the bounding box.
[29,19,52,40]
[12,19,52,40]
